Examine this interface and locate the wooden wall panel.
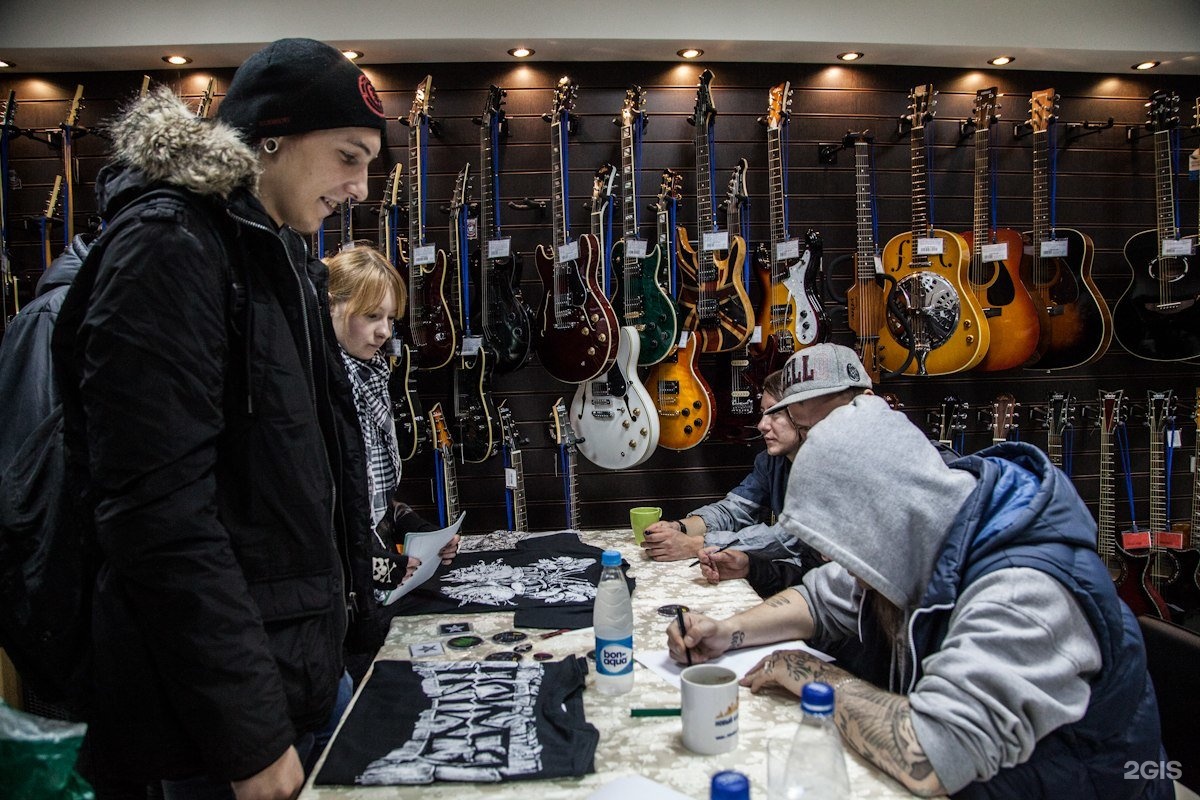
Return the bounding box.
[2,60,1198,543]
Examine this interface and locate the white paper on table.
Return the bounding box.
[384,513,465,605]
[635,639,833,689]
[585,775,693,800]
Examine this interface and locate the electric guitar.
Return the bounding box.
[610,85,678,366]
[58,85,84,249]
[571,165,661,469]
[1162,388,1200,617]
[39,176,63,272]
[1113,90,1200,361]
[429,403,460,529]
[475,85,533,373]
[1144,390,1181,616]
[402,76,458,371]
[1043,392,1076,473]
[533,78,619,383]
[646,170,716,451]
[844,132,886,382]
[877,84,990,376]
[498,404,528,532]
[451,164,499,464]
[930,395,968,454]
[379,163,403,266]
[708,161,766,445]
[676,69,754,353]
[754,80,827,359]
[1,91,20,322]
[960,88,1040,372]
[1021,88,1112,370]
[550,398,583,531]
[1097,390,1168,619]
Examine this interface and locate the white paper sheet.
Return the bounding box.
[384,513,465,605]
[585,775,693,800]
[635,640,833,689]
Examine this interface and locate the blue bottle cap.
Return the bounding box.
[800,681,835,716]
[710,770,750,800]
[601,549,622,567]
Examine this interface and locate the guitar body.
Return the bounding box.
[454,348,499,464]
[960,227,1040,372]
[610,240,678,366]
[570,326,660,469]
[646,335,715,450]
[876,229,990,376]
[754,237,828,356]
[751,258,798,358]
[708,345,771,445]
[1021,227,1112,369]
[481,253,533,374]
[845,263,887,381]
[1112,230,1200,361]
[676,229,753,353]
[1108,544,1171,619]
[387,343,429,461]
[533,233,619,383]
[1161,542,1200,620]
[405,250,458,371]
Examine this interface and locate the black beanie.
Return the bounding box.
[216,38,387,141]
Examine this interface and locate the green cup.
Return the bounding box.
[630,506,662,545]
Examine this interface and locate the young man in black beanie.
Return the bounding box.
[54,38,385,800]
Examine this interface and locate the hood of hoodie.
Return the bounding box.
[95,85,261,220]
[778,394,978,608]
[36,232,92,296]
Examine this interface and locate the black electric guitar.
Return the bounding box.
[1162,388,1200,618]
[533,78,619,383]
[403,76,458,370]
[451,164,499,464]
[1113,90,1200,361]
[610,86,678,366]
[475,85,533,373]
[844,132,886,382]
[1097,390,1168,619]
[676,69,754,353]
[429,403,461,529]
[550,397,583,531]
[571,165,660,470]
[498,404,528,532]
[0,91,18,322]
[1021,88,1112,370]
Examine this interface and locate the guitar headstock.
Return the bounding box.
[550,397,580,450]
[43,175,63,220]
[430,402,453,451]
[657,169,683,209]
[990,393,1019,443]
[621,85,646,130]
[690,69,716,129]
[1099,390,1126,435]
[882,392,905,411]
[498,403,521,452]
[591,162,617,211]
[484,84,507,125]
[931,394,967,444]
[1146,390,1177,433]
[1146,90,1180,132]
[196,78,216,119]
[552,76,579,119]
[63,85,84,128]
[1,90,18,131]
[906,84,936,131]
[1045,392,1076,437]
[381,163,402,210]
[1029,88,1058,133]
[452,163,472,211]
[725,158,750,209]
[766,81,792,131]
[409,75,435,127]
[972,87,1000,130]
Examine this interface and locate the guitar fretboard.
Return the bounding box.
[1097,391,1123,568]
[479,104,499,329]
[970,125,991,286]
[767,118,789,335]
[620,109,642,323]
[550,114,571,326]
[510,448,528,532]
[909,120,932,267]
[855,141,878,281]
[1030,125,1051,285]
[694,108,718,318]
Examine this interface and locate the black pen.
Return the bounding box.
[674,606,692,666]
[688,540,739,568]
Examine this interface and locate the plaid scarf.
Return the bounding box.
[340,349,400,534]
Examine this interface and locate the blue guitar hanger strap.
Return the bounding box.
[1164,415,1176,523]
[1062,422,1075,478]
[1115,422,1140,529]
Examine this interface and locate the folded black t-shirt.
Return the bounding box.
[315,657,598,785]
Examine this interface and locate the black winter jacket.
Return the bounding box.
[51,88,374,784]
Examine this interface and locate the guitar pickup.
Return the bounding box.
[590,411,615,420]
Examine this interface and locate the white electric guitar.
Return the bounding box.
[570,165,661,469]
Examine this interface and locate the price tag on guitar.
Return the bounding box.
[1040,238,1069,258]
[487,238,511,259]
[702,230,729,252]
[1161,237,1195,257]
[504,467,518,490]
[557,240,579,262]
[624,238,648,259]
[916,237,944,255]
[460,335,482,356]
[981,242,1008,262]
[775,239,800,261]
[413,244,437,265]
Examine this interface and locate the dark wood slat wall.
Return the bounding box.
[2,61,1199,537]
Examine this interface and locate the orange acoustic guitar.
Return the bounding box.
[960,88,1039,372]
[876,84,989,376]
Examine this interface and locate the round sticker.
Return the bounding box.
[491,631,528,644]
[446,635,483,649]
[532,652,555,661]
[657,604,689,617]
[513,642,533,653]
[485,651,523,662]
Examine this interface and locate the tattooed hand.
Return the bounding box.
[665,612,738,664]
[739,649,848,697]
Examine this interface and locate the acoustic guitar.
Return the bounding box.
[1113,90,1200,361]
[960,88,1039,372]
[1021,88,1112,370]
[876,84,990,376]
[533,78,619,383]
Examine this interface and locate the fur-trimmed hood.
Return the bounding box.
[102,85,260,202]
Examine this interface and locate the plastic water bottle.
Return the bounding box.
[780,682,850,799]
[711,770,751,799]
[593,549,634,695]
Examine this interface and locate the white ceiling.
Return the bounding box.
[2,0,1199,74]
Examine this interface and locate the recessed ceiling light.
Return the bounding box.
[988,56,1015,66]
[508,47,534,58]
[1132,61,1160,70]
[162,55,192,65]
[837,51,864,62]
[677,48,703,59]
[341,50,363,61]
[0,60,13,69]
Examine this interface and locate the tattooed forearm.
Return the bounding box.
[835,682,947,796]
[765,591,793,608]
[729,630,745,649]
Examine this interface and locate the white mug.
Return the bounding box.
[680,664,739,754]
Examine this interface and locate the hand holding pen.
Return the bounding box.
[666,609,729,666]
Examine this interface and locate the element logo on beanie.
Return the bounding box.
[358,75,386,118]
[847,362,861,382]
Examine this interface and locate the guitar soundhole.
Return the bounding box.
[1149,256,1188,283]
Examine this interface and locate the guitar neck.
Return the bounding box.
[767,121,787,261]
[510,448,528,532]
[566,448,579,530]
[1098,423,1116,558]
[854,141,877,276]
[1149,428,1167,532]
[1030,125,1050,278]
[694,118,717,289]
[407,120,427,249]
[910,123,932,253]
[443,447,460,522]
[551,116,570,252]
[970,126,990,281]
[1154,129,1179,241]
